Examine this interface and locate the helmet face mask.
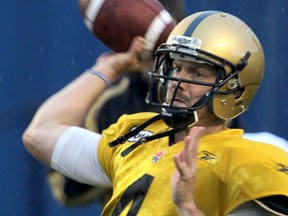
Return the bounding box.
[146,11,265,127]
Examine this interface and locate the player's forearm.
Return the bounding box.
[23,37,146,166]
[22,71,114,166]
[37,72,110,126]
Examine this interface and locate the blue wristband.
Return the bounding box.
[87,69,112,87]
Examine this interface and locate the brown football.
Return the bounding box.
[78,0,176,52]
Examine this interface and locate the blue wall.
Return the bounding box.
[1,0,287,215]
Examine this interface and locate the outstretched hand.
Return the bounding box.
[171,126,205,216]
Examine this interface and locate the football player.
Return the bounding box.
[23,11,288,215]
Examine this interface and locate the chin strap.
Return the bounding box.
[108,112,198,157]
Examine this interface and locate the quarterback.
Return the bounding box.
[23,11,288,215]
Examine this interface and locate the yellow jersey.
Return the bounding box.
[98,112,288,216]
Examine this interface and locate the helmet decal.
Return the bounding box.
[169,35,201,52]
[183,11,220,36]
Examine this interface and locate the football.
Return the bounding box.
[78,0,176,53]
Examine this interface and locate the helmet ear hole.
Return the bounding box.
[234,87,245,99]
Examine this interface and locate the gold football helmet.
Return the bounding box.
[146,11,265,127]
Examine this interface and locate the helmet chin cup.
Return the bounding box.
[161,108,198,128]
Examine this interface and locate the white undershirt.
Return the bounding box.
[243,132,288,152]
[51,126,112,187]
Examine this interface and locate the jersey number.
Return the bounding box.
[112,174,154,216]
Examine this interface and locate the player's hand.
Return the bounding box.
[171,126,205,216]
[91,36,153,81]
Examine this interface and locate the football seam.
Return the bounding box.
[144,9,174,50]
[84,0,105,30]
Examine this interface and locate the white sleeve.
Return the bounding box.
[51,126,112,187]
[228,201,275,216]
[243,132,288,152]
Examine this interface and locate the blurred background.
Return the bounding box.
[1,0,287,215]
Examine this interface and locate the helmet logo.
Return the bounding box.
[170,35,201,50]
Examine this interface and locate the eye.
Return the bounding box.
[173,66,182,73]
[190,70,203,79]
[188,69,217,83]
